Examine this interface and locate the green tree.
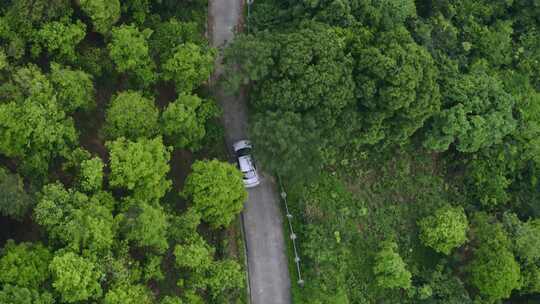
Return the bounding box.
[250,111,323,180]
[0,50,7,70]
[150,18,202,62]
[173,234,243,299]
[225,23,356,162]
[79,0,120,34]
[161,93,219,151]
[142,254,164,282]
[0,0,71,60]
[78,46,113,77]
[121,0,151,25]
[119,201,169,253]
[511,218,540,263]
[253,22,355,116]
[174,235,214,269]
[288,0,356,27]
[373,241,412,289]
[424,62,517,152]
[107,137,172,202]
[0,240,52,288]
[33,20,86,62]
[0,167,33,219]
[77,157,104,192]
[468,213,521,302]
[465,150,512,208]
[2,0,71,28]
[469,244,521,301]
[49,251,103,303]
[521,263,540,293]
[168,209,202,243]
[466,20,514,67]
[160,296,183,304]
[0,65,77,177]
[63,199,115,254]
[357,0,416,29]
[34,183,115,254]
[418,205,468,254]
[100,241,142,286]
[50,63,95,113]
[182,291,205,304]
[420,1,514,69]
[182,160,247,228]
[517,28,540,89]
[104,284,153,304]
[286,0,416,29]
[205,260,244,299]
[351,26,441,146]
[415,266,472,304]
[62,148,93,181]
[0,285,54,304]
[222,33,274,93]
[34,183,77,230]
[108,24,155,84]
[104,91,159,140]
[161,43,215,93]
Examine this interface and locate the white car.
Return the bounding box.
[233,140,260,188]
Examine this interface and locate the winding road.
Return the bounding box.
[208,1,292,303]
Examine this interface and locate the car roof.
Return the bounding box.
[238,155,255,172]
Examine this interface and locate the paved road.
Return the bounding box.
[208,1,292,304]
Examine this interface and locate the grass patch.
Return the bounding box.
[278,146,459,303]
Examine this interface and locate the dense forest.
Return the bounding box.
[224,0,540,303]
[0,0,248,303]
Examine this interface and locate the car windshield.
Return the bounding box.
[237,147,251,157]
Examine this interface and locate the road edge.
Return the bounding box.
[208,1,252,303]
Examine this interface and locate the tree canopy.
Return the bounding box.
[0,65,77,177]
[373,241,412,290]
[0,285,54,304]
[104,91,159,140]
[418,205,468,254]
[424,62,517,152]
[174,235,214,269]
[33,20,86,62]
[0,1,244,303]
[107,137,171,203]
[120,201,170,253]
[34,183,115,254]
[150,18,204,63]
[161,43,215,93]
[0,240,52,288]
[103,284,153,304]
[161,93,219,151]
[108,24,155,85]
[0,0,538,303]
[0,167,33,219]
[77,157,104,192]
[49,251,103,303]
[468,214,522,302]
[224,0,540,303]
[182,160,247,228]
[49,63,95,113]
[79,0,120,34]
[351,26,441,146]
[253,22,355,115]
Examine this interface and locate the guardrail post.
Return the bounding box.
[277,174,304,287]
